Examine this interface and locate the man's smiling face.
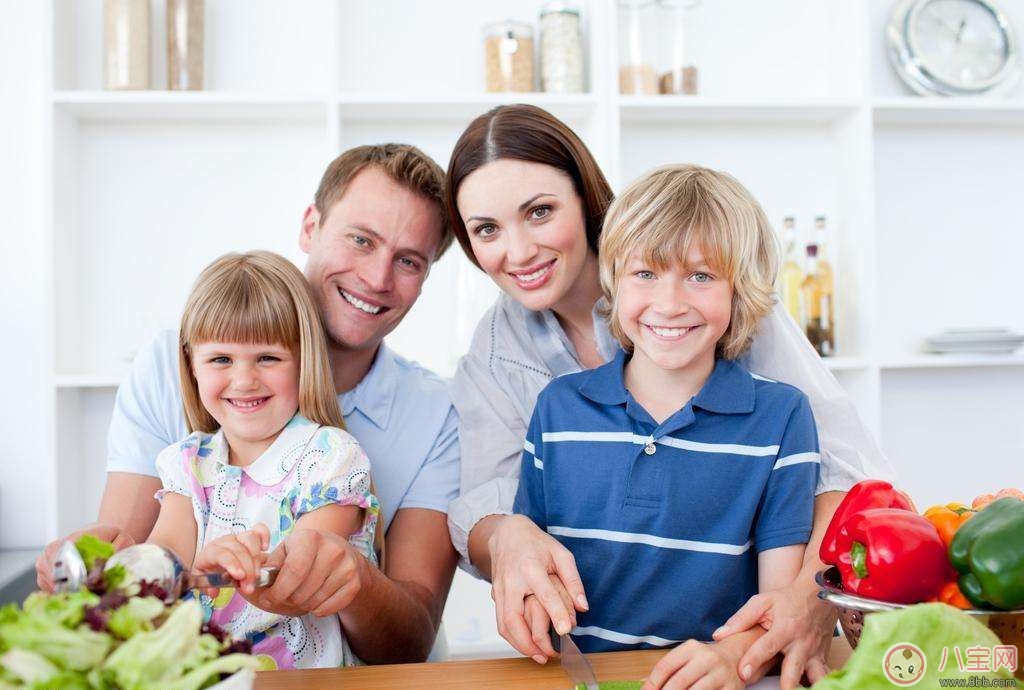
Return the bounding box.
[300,166,444,354]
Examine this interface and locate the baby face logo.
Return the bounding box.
[883,643,927,686]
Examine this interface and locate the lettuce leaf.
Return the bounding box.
[74,535,114,572]
[105,596,165,640]
[0,613,111,671]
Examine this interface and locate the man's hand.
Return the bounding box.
[712,582,835,689]
[489,515,589,663]
[36,524,136,592]
[256,528,366,618]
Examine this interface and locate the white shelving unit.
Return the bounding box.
[5,0,1023,658]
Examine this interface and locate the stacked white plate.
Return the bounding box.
[924,328,1024,354]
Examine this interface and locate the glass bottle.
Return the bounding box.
[103,0,150,90]
[802,244,834,357]
[539,3,584,93]
[778,216,805,328]
[618,0,658,94]
[657,0,701,94]
[167,0,204,90]
[483,21,536,92]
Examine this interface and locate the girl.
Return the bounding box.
[146,250,382,669]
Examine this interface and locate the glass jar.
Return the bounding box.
[483,20,536,93]
[167,0,205,90]
[539,2,584,93]
[657,0,701,94]
[103,0,150,90]
[617,0,658,95]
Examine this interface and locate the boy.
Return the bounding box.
[513,164,820,690]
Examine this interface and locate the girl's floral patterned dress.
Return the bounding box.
[155,413,379,669]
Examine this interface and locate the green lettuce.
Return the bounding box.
[813,603,1013,690]
[74,535,114,571]
[574,683,642,690]
[165,655,260,690]
[0,611,111,671]
[22,590,100,628]
[0,648,60,685]
[105,596,164,640]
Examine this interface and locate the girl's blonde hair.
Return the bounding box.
[179,250,384,557]
[599,164,779,360]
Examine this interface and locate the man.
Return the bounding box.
[37,144,460,664]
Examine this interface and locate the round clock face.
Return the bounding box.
[910,0,1010,89]
[888,0,1021,95]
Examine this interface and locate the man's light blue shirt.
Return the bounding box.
[107,330,459,531]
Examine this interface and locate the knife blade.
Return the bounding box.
[559,632,598,690]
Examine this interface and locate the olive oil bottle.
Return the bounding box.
[778,216,805,327]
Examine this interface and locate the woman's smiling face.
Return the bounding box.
[456,159,592,312]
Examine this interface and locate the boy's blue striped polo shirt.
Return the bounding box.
[513,349,820,653]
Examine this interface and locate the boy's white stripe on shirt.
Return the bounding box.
[547,525,752,555]
[571,625,681,648]
[541,431,779,457]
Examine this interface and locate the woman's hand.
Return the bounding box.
[489,515,589,663]
[521,574,577,663]
[642,639,745,690]
[194,524,270,598]
[711,581,835,689]
[36,524,135,592]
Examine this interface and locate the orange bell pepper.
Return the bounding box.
[923,503,974,548]
[939,581,974,609]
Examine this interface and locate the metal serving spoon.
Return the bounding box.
[52,541,278,603]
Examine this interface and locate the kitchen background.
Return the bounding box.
[2,0,1023,660]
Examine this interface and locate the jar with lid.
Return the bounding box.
[617,0,658,94]
[103,0,150,90]
[167,0,205,90]
[539,2,584,93]
[483,20,536,92]
[657,0,701,94]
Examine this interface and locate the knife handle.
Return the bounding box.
[190,566,279,589]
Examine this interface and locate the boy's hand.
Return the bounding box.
[520,574,576,664]
[194,523,270,597]
[642,639,745,690]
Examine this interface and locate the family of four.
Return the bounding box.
[37,105,891,690]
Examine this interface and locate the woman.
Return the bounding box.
[444,104,891,689]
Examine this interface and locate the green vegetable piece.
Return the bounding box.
[0,613,111,671]
[102,600,221,690]
[22,590,99,628]
[813,603,1012,690]
[0,648,59,685]
[949,497,1024,610]
[106,596,165,639]
[102,563,127,592]
[575,683,643,690]
[165,654,261,690]
[74,535,115,571]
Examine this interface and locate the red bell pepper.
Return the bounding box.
[832,508,950,604]
[820,479,916,564]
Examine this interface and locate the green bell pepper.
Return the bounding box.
[949,497,1024,610]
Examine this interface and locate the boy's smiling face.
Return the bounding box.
[616,246,733,376]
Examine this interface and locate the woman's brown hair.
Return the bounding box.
[446,104,613,268]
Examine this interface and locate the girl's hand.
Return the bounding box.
[642,639,745,690]
[521,574,576,664]
[194,523,270,597]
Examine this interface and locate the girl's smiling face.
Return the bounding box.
[616,246,733,375]
[456,159,594,312]
[189,341,300,465]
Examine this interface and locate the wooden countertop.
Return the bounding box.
[254,637,852,690]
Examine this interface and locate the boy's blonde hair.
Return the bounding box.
[599,164,778,360]
[179,251,384,557]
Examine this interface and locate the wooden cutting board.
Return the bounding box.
[254,637,852,690]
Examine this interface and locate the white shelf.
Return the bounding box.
[54,374,123,389]
[823,357,871,372]
[881,354,1024,370]
[337,92,599,122]
[619,97,861,125]
[873,98,1024,127]
[52,91,328,121]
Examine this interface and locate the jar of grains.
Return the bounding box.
[103,0,150,90]
[539,2,584,93]
[483,20,535,92]
[617,0,658,94]
[167,0,205,90]
[657,0,701,94]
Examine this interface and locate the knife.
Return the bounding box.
[557,631,598,690]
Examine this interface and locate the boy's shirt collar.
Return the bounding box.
[578,349,756,416]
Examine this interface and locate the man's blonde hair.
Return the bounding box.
[599,165,778,360]
[179,251,384,556]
